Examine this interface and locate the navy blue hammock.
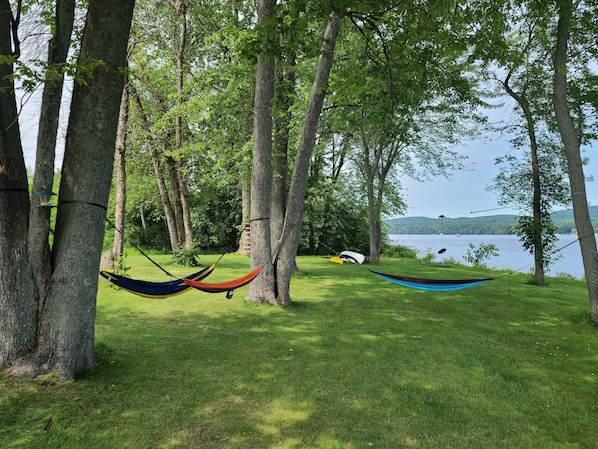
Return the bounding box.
[100,264,263,299]
[100,264,216,299]
[370,270,495,292]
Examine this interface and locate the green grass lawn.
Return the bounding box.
[1,254,597,448]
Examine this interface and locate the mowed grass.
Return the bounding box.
[1,254,597,449]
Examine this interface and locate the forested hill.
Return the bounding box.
[386,206,598,235]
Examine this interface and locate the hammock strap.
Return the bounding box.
[105,217,173,277]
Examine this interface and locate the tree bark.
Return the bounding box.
[270,10,297,252]
[112,77,129,270]
[29,0,76,300]
[166,155,185,247]
[246,0,278,305]
[270,67,292,252]
[177,165,193,249]
[172,0,194,250]
[0,0,37,366]
[366,176,383,263]
[8,0,136,379]
[552,0,598,323]
[275,13,341,304]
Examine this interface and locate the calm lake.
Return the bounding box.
[388,234,592,279]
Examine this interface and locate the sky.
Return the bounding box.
[401,140,598,219]
[399,105,598,219]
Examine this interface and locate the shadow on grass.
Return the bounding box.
[2,256,597,449]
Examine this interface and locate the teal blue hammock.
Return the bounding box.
[370,270,495,292]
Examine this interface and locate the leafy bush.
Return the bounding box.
[419,248,436,263]
[463,242,499,267]
[382,244,418,259]
[556,272,577,280]
[172,244,202,267]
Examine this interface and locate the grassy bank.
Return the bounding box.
[1,254,597,448]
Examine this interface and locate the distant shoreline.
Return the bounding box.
[386,206,598,236]
[388,234,585,279]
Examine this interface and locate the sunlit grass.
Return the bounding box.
[1,254,597,448]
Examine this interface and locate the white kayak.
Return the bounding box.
[339,250,366,264]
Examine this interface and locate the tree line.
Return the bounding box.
[1,0,597,380]
[386,206,598,235]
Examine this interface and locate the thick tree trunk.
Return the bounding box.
[246,0,278,305]
[8,0,136,379]
[553,0,598,323]
[270,67,291,252]
[112,79,129,270]
[0,0,37,365]
[270,16,297,252]
[29,0,76,299]
[275,14,341,304]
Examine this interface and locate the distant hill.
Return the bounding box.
[385,206,598,235]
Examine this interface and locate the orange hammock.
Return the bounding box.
[100,264,215,299]
[183,267,263,298]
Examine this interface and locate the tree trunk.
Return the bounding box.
[167,156,185,247]
[270,67,291,252]
[130,84,180,251]
[502,76,545,285]
[367,181,382,263]
[529,123,545,286]
[29,0,76,300]
[553,0,598,323]
[358,116,385,263]
[170,0,193,250]
[177,165,193,249]
[155,154,180,250]
[246,0,278,305]
[275,13,341,304]
[0,0,37,366]
[270,14,297,252]
[8,0,135,379]
[112,78,129,270]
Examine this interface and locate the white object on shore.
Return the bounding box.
[339,250,366,264]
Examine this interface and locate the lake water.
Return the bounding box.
[388,234,592,279]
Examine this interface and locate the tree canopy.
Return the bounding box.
[2,0,598,380]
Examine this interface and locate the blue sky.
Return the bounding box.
[400,137,598,219]
[399,101,598,219]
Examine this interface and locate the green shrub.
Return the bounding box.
[463,242,499,267]
[172,244,202,267]
[382,243,418,259]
